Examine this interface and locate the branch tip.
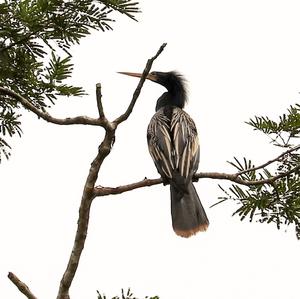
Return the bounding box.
[0,87,106,127]
[114,43,167,125]
[96,83,105,118]
[8,272,38,299]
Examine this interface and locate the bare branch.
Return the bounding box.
[96,83,105,118]
[8,272,38,299]
[113,43,167,125]
[56,128,115,299]
[0,87,107,127]
[94,177,163,196]
[94,163,300,197]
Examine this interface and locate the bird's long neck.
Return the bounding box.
[155,79,187,111]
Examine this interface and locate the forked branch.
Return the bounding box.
[113,43,167,126]
[55,43,166,299]
[5,43,167,299]
[0,87,107,127]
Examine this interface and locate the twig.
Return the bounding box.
[195,165,300,185]
[113,43,167,125]
[237,144,300,175]
[8,272,38,299]
[96,83,105,118]
[0,29,40,53]
[0,87,107,127]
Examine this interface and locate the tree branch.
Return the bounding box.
[0,87,107,127]
[0,43,167,129]
[94,177,163,196]
[195,165,300,185]
[113,43,167,126]
[0,29,41,53]
[96,83,105,118]
[56,128,115,299]
[8,272,38,299]
[93,163,300,197]
[236,144,300,175]
[93,143,300,198]
[56,44,166,299]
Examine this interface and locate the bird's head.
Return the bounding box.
[118,71,187,109]
[118,71,185,90]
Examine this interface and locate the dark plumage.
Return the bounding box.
[119,71,209,237]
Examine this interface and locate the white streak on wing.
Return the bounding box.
[160,126,172,160]
[170,108,200,178]
[161,154,172,178]
[173,123,180,168]
[185,143,191,178]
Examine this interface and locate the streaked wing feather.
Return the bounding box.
[147,110,174,179]
[171,108,199,178]
[148,107,199,180]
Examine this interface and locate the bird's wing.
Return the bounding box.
[171,108,199,178]
[147,109,174,179]
[147,107,199,181]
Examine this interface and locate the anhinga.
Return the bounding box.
[119,71,209,237]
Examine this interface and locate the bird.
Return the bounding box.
[118,71,209,237]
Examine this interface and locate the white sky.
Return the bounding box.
[1,0,300,298]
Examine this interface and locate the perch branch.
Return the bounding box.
[94,161,300,197]
[94,177,163,196]
[0,87,107,127]
[8,272,38,299]
[113,43,167,125]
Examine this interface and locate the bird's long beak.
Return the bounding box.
[118,72,157,82]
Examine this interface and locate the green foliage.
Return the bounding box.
[218,104,300,239]
[97,288,159,299]
[0,0,139,161]
[247,104,300,145]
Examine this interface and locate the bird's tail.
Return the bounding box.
[170,182,209,238]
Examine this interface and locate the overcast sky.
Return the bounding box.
[1,0,300,298]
